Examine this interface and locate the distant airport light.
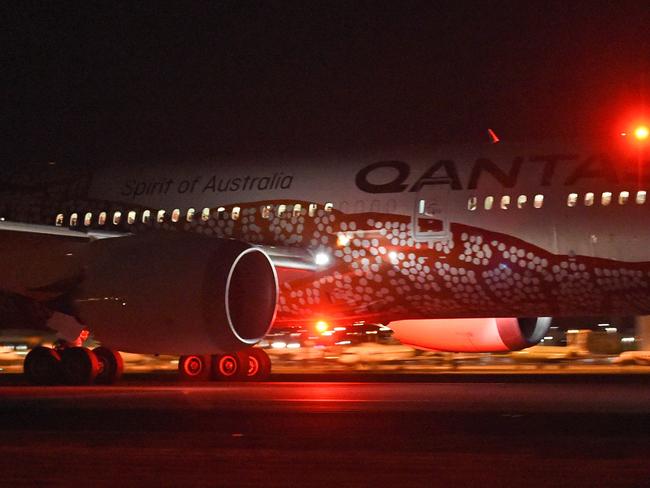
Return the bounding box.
[567,329,580,334]
[333,326,347,331]
[635,125,649,140]
[286,343,301,349]
[605,327,617,333]
[335,340,352,346]
[543,336,553,340]
[271,341,287,349]
[315,320,329,333]
[621,337,636,343]
[314,252,330,266]
[597,323,610,327]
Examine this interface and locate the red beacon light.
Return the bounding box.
[620,125,649,142]
[635,125,649,141]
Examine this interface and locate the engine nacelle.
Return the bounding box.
[388,317,551,352]
[73,233,278,355]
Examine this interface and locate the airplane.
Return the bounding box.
[0,125,648,385]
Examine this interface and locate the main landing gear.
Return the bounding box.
[178,347,271,382]
[23,345,123,386]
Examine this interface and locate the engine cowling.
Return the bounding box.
[388,317,551,352]
[72,233,278,355]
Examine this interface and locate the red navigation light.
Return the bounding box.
[634,125,649,141]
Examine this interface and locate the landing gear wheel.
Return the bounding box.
[93,347,124,385]
[211,352,247,381]
[24,346,62,385]
[178,355,212,381]
[242,348,272,381]
[60,347,100,386]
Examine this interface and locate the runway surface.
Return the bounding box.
[1,375,650,487]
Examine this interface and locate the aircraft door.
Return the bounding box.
[413,178,451,241]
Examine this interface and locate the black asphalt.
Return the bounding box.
[1,374,649,487]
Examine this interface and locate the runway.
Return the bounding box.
[1,376,650,487]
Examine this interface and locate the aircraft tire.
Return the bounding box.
[60,347,100,386]
[178,355,212,381]
[211,352,247,381]
[23,346,62,385]
[241,348,271,381]
[93,347,124,385]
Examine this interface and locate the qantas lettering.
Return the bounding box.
[356,154,645,193]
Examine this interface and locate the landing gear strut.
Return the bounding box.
[23,345,123,386]
[178,348,272,382]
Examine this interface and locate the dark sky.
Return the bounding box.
[2,1,649,164]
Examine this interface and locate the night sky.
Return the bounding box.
[3,1,649,165]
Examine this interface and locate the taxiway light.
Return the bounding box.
[315,320,329,333]
[635,125,649,140]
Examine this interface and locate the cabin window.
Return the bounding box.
[277,204,287,217]
[55,214,64,226]
[216,206,226,218]
[533,194,544,208]
[84,212,92,226]
[98,212,107,225]
[186,208,195,222]
[157,210,166,223]
[113,211,122,225]
[567,193,578,207]
[69,213,78,226]
[171,209,180,222]
[293,204,302,217]
[324,202,334,212]
[517,195,527,209]
[500,195,511,210]
[201,208,210,221]
[261,205,272,219]
[308,203,318,217]
[601,192,612,206]
[127,211,136,224]
[584,192,594,206]
[618,191,629,205]
[231,207,240,220]
[484,196,494,210]
[467,197,477,211]
[636,191,647,205]
[141,210,151,224]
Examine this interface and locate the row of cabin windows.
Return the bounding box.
[55,202,334,227]
[566,190,646,207]
[467,190,647,211]
[467,194,545,211]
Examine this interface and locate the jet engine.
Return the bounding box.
[388,317,551,352]
[72,233,278,355]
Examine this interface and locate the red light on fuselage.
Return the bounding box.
[635,125,649,140]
